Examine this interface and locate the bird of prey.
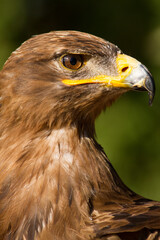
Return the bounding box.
[0,31,159,240]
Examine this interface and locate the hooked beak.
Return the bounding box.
[122,59,155,105]
[108,53,155,105]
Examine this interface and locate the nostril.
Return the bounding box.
[121,66,129,72]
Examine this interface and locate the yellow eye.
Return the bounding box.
[62,54,83,70]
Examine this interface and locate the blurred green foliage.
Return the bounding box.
[0,0,160,199]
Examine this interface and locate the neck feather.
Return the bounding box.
[0,125,131,238]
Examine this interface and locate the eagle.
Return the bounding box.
[0,31,159,240]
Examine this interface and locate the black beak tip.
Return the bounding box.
[140,64,155,106]
[145,73,155,106]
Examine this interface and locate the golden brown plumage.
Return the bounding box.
[0,31,159,240]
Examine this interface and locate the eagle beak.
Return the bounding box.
[125,63,155,105]
[116,54,155,105]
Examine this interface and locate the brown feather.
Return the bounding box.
[0,31,159,240]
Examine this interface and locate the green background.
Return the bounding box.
[0,0,160,200]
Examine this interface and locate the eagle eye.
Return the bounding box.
[61,54,83,70]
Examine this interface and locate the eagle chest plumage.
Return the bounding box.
[0,127,114,239]
[0,31,159,240]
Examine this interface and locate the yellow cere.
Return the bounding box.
[62,54,139,88]
[116,54,139,74]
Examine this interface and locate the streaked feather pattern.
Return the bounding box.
[0,31,159,240]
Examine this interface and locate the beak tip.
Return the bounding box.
[148,90,155,106]
[127,63,155,106]
[144,69,155,106]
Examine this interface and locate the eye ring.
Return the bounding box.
[61,54,84,70]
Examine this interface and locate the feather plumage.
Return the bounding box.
[0,31,159,240]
